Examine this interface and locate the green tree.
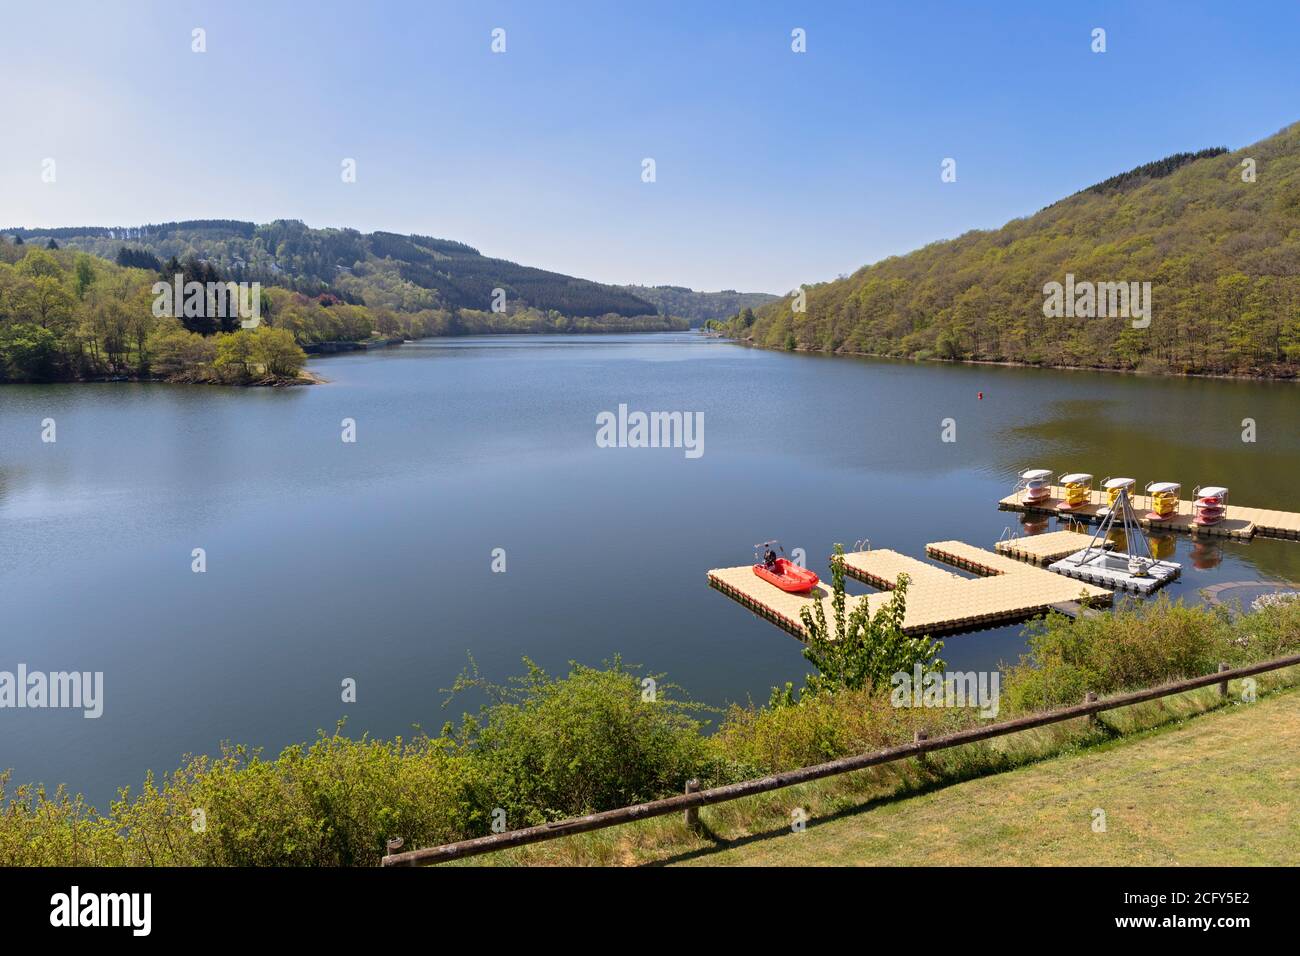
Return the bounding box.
[797,545,945,696]
[147,319,216,378]
[936,329,963,360]
[127,287,158,375]
[18,275,76,331]
[0,323,61,382]
[214,330,256,382]
[16,247,62,279]
[74,254,96,299]
[250,326,306,379]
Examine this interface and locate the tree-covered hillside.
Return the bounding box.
[2,220,661,319]
[716,123,1300,377]
[620,285,779,325]
[0,239,685,385]
[0,243,309,385]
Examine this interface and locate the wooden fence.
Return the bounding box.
[381,652,1300,866]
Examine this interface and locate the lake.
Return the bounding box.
[2,332,1298,807]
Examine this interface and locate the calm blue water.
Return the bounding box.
[2,333,1297,807]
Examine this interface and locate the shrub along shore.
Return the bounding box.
[2,594,1297,866]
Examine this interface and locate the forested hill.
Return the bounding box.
[620,285,779,325]
[719,122,1300,377]
[1,220,659,319]
[1,218,709,386]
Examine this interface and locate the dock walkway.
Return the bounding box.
[708,542,1111,641]
[999,486,1300,540]
[994,529,1110,566]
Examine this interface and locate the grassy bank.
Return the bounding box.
[673,681,1300,867]
[2,596,1298,866]
[471,675,1300,866]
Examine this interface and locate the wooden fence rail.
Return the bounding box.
[381,652,1300,867]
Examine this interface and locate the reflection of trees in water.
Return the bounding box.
[1221,537,1300,587]
[0,464,34,507]
[1003,387,1300,517]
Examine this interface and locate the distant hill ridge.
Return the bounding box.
[1074,147,1229,198]
[620,284,779,325]
[3,219,656,319]
[3,220,778,325]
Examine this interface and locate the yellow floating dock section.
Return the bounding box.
[995,529,1111,566]
[708,542,1111,641]
[707,566,866,639]
[997,485,1300,540]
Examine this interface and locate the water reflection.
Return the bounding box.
[1149,534,1177,561]
[1020,514,1052,535]
[1190,540,1224,571]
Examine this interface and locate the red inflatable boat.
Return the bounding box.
[753,558,820,593]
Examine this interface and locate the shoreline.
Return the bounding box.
[722,337,1300,384]
[2,328,688,389]
[3,369,327,388]
[300,336,405,355]
[9,329,1296,387]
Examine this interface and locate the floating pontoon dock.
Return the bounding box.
[708,541,1111,641]
[1048,548,1180,594]
[995,529,1111,565]
[997,528,1180,594]
[999,485,1300,540]
[1042,485,1182,595]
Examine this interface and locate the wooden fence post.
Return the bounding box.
[1085,692,1098,729]
[684,779,701,833]
[1218,662,1230,698]
[385,837,404,861]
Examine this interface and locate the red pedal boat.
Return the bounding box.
[753,557,820,593]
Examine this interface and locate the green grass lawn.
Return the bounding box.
[663,687,1300,866]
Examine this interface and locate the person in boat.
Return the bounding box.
[763,548,778,570]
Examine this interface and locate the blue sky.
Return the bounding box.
[2,0,1298,293]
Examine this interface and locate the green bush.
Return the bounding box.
[1228,594,1300,662]
[1004,596,1224,711]
[448,657,715,826]
[1,732,483,866]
